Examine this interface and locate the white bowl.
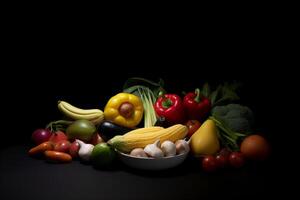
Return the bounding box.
[117,150,189,170]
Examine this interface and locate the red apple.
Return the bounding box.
[90,133,104,145]
[69,141,80,158]
[54,140,71,153]
[49,131,68,144]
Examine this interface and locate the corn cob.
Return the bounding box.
[108,124,188,153]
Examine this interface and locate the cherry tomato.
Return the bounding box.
[69,141,80,158]
[219,148,231,158]
[202,156,218,172]
[215,154,228,168]
[185,120,201,138]
[54,140,71,153]
[229,152,245,168]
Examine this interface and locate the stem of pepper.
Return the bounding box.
[162,98,173,108]
[158,90,165,97]
[46,120,73,132]
[194,88,201,103]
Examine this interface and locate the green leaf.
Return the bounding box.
[209,82,241,107]
[201,83,210,98]
[213,84,240,106]
[209,85,222,106]
[123,85,150,97]
[158,78,165,88]
[123,77,165,100]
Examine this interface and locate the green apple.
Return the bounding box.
[66,119,96,142]
[91,143,116,167]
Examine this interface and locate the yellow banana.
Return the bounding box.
[58,101,102,115]
[90,115,104,125]
[58,101,104,125]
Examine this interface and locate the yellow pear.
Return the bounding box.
[190,119,220,156]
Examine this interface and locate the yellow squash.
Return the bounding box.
[108,124,188,153]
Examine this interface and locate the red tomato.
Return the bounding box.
[202,156,218,172]
[185,120,201,138]
[89,133,104,145]
[49,131,68,144]
[54,140,71,153]
[69,141,80,158]
[215,154,228,168]
[219,148,231,158]
[229,152,245,168]
[240,135,270,161]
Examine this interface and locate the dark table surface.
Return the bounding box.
[0,144,284,200]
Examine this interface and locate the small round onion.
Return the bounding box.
[32,129,52,145]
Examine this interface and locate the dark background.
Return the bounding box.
[1,12,295,199]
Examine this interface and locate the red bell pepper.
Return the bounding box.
[183,88,211,121]
[154,94,186,125]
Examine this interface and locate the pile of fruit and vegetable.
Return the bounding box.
[29,78,270,172]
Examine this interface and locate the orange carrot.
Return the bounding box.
[28,141,53,156]
[44,150,72,163]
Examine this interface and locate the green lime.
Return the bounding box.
[91,143,116,167]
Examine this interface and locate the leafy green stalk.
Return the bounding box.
[124,78,164,127]
[210,116,246,151]
[136,87,158,127]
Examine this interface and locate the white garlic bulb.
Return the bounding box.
[144,140,164,158]
[161,140,176,157]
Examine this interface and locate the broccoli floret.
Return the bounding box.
[211,104,254,134]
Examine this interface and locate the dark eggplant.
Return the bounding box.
[98,121,133,141]
[154,117,169,128]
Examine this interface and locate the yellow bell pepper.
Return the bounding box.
[104,93,144,128]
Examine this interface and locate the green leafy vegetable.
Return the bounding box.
[210,103,254,151]
[211,103,254,134]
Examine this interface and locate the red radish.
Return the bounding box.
[69,141,80,158]
[54,140,71,153]
[31,129,52,145]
